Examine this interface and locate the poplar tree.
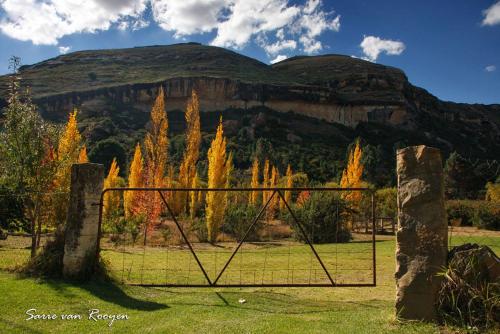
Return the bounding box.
[124,143,144,219]
[267,166,279,219]
[144,86,168,227]
[282,164,293,209]
[52,110,84,229]
[205,118,231,242]
[340,140,364,204]
[78,145,88,163]
[55,110,83,191]
[250,157,260,206]
[178,90,201,214]
[190,171,200,219]
[103,158,120,222]
[262,159,270,204]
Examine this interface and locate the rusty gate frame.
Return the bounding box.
[96,187,376,287]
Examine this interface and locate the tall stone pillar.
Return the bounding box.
[395,146,447,321]
[63,163,104,280]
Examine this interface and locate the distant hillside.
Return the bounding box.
[0,43,498,186]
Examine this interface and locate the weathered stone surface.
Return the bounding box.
[63,163,104,280]
[448,243,500,282]
[395,145,447,321]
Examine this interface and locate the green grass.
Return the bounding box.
[0,233,498,333]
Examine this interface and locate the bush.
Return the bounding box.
[288,192,351,243]
[376,187,397,219]
[437,244,500,330]
[0,186,29,233]
[190,217,208,242]
[222,203,262,241]
[472,204,500,230]
[446,200,499,230]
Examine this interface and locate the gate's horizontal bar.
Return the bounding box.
[101,187,372,192]
[127,283,376,288]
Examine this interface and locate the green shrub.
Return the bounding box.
[446,200,499,230]
[446,200,476,226]
[0,186,29,233]
[376,187,397,219]
[437,244,500,330]
[222,203,262,241]
[190,217,208,242]
[125,214,145,246]
[288,192,351,243]
[472,204,500,230]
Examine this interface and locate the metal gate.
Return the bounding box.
[97,187,376,287]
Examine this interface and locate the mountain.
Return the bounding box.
[0,43,498,186]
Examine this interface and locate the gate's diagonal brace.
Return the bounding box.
[158,190,213,286]
[276,190,336,287]
[212,190,277,285]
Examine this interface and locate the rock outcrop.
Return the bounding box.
[395,145,448,321]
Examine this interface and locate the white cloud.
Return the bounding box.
[58,45,71,54]
[152,0,226,37]
[270,54,287,64]
[360,35,405,62]
[482,1,500,26]
[485,65,496,72]
[211,0,300,49]
[0,0,340,57]
[0,0,148,45]
[259,37,297,55]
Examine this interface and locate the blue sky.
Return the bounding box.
[0,0,498,104]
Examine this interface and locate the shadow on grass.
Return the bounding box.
[80,280,169,311]
[153,289,388,315]
[30,277,169,311]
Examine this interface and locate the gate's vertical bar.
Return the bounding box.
[371,191,376,286]
[95,189,106,263]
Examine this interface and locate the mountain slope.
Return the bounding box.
[0,43,498,185]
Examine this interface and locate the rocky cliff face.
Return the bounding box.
[0,43,498,160]
[33,76,408,128]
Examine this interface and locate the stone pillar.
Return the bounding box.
[395,146,447,321]
[63,163,104,280]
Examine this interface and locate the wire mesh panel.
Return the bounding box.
[98,187,376,287]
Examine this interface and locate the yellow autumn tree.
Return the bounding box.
[103,158,120,222]
[78,145,88,163]
[282,164,293,210]
[190,171,200,219]
[55,109,83,190]
[485,182,500,202]
[250,157,260,206]
[124,143,144,219]
[205,118,231,242]
[143,86,169,228]
[340,140,364,205]
[177,90,202,214]
[53,109,84,224]
[262,159,270,205]
[267,166,279,219]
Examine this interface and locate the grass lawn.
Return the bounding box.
[0,231,498,333]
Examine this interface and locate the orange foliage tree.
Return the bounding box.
[143,86,169,229]
[103,158,121,222]
[282,164,293,210]
[250,157,260,206]
[124,143,144,219]
[340,140,364,206]
[177,90,201,214]
[205,118,232,242]
[262,159,270,205]
[78,145,88,163]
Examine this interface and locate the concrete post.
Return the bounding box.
[395,146,447,321]
[63,163,104,280]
